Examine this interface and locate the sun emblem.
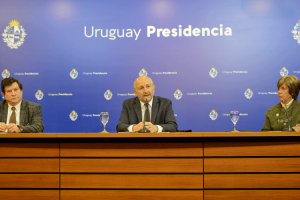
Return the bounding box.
[9,20,20,28]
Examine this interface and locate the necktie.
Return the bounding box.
[145,103,150,122]
[9,107,16,124]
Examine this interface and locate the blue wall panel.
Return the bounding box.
[0,0,299,132]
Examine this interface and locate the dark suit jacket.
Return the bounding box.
[0,99,44,133]
[116,96,178,132]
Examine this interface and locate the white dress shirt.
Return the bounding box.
[127,98,163,132]
[5,100,22,132]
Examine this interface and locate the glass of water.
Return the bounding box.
[100,112,109,133]
[230,111,239,132]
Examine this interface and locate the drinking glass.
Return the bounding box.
[230,111,239,132]
[100,112,109,133]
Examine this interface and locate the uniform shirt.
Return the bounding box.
[262,99,300,131]
[281,99,293,109]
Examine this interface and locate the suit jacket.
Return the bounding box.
[0,99,44,133]
[116,96,178,132]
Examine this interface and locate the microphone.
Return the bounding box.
[138,96,150,133]
[282,99,292,131]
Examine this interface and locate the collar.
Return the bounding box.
[139,97,153,109]
[281,99,294,109]
[8,100,22,111]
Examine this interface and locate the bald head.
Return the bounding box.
[133,76,154,90]
[133,76,155,103]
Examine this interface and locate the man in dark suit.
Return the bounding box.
[0,77,44,133]
[116,76,177,132]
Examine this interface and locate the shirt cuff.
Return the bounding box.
[127,125,135,132]
[157,125,163,133]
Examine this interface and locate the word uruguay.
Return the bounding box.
[85,27,141,40]
[84,24,232,40]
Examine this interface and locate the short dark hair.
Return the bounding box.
[277,76,300,100]
[1,77,23,94]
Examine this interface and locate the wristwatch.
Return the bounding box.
[17,125,23,132]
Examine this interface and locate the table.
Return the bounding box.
[0,132,300,200]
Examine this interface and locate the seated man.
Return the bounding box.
[0,77,44,133]
[116,76,177,132]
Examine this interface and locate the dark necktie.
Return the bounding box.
[9,107,16,124]
[145,103,150,122]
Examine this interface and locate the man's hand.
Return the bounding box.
[0,122,7,132]
[145,122,158,133]
[132,122,145,132]
[293,124,300,132]
[7,123,21,133]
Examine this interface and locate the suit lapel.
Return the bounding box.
[133,97,142,122]
[2,101,8,123]
[151,96,158,124]
[20,100,27,126]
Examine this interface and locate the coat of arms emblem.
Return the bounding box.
[2,20,27,49]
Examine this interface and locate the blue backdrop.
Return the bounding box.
[1,0,299,133]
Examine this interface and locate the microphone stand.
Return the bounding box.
[138,97,150,133]
[282,99,292,132]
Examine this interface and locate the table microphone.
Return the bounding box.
[138,96,150,133]
[282,99,292,131]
